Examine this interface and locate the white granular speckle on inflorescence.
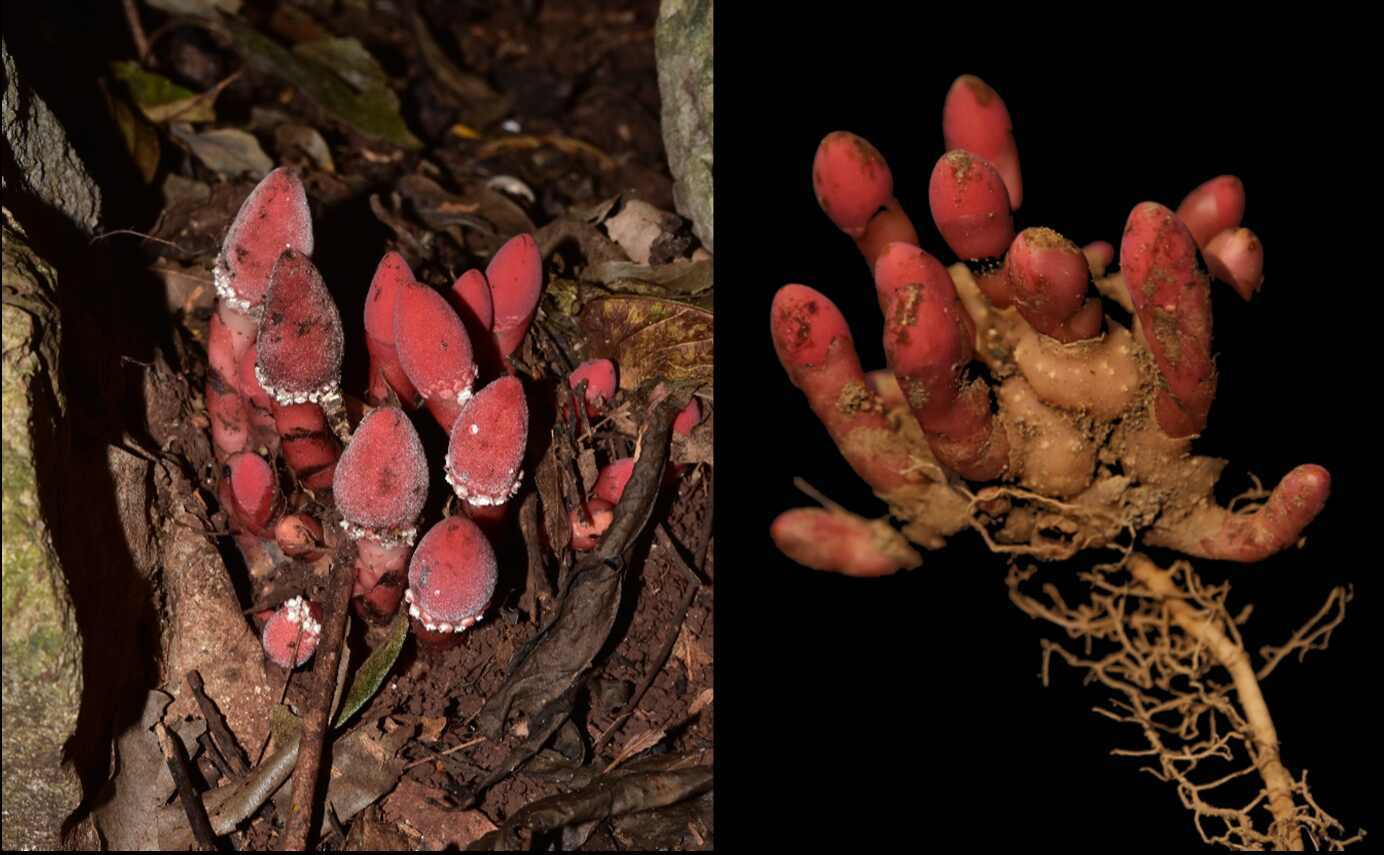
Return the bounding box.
[256,363,341,407]
[339,519,418,548]
[283,596,321,636]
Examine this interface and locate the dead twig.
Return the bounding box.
[121,0,152,66]
[156,722,219,851]
[279,534,356,851]
[186,670,248,776]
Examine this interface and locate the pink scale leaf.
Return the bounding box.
[226,451,280,533]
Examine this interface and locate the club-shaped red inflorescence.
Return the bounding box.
[1175,175,1262,301]
[1176,175,1245,248]
[875,241,1008,481]
[256,249,344,405]
[335,406,429,543]
[214,168,314,320]
[394,276,476,431]
[1120,202,1217,438]
[813,131,893,239]
[942,74,1023,210]
[451,269,494,333]
[570,499,615,551]
[593,457,635,505]
[221,451,282,538]
[567,358,618,417]
[405,515,498,633]
[363,252,423,407]
[672,397,703,436]
[261,596,323,668]
[812,131,920,268]
[1005,227,1103,342]
[928,150,1015,307]
[445,376,528,507]
[770,283,922,498]
[486,234,544,358]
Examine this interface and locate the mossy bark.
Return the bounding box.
[656,0,713,252]
[1,211,83,852]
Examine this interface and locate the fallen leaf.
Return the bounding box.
[145,0,240,17]
[275,123,335,172]
[334,609,409,728]
[587,258,712,295]
[383,779,498,850]
[604,727,666,774]
[104,85,160,183]
[578,296,712,390]
[604,200,682,265]
[170,125,273,177]
[226,19,421,149]
[111,61,217,123]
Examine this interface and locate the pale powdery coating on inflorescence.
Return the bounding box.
[445,376,528,506]
[214,168,314,314]
[335,406,429,544]
[393,279,477,406]
[261,596,323,667]
[255,249,344,405]
[405,516,498,633]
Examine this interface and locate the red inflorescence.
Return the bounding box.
[486,234,544,358]
[928,150,1014,263]
[568,358,618,417]
[593,457,635,505]
[215,168,314,314]
[335,406,429,539]
[393,277,476,429]
[256,249,344,404]
[1120,202,1217,438]
[451,268,494,333]
[812,131,894,239]
[570,499,615,551]
[223,451,281,536]
[261,596,323,668]
[405,516,498,632]
[942,74,1023,209]
[364,251,423,407]
[673,398,703,436]
[445,376,528,507]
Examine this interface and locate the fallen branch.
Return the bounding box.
[279,531,356,851]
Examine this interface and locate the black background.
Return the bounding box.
[714,18,1379,850]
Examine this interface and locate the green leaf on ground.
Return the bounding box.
[334,610,409,729]
[226,19,421,150]
[110,61,217,123]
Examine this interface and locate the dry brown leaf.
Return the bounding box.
[578,296,712,390]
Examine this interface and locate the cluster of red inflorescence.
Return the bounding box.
[771,74,1323,576]
[207,168,544,665]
